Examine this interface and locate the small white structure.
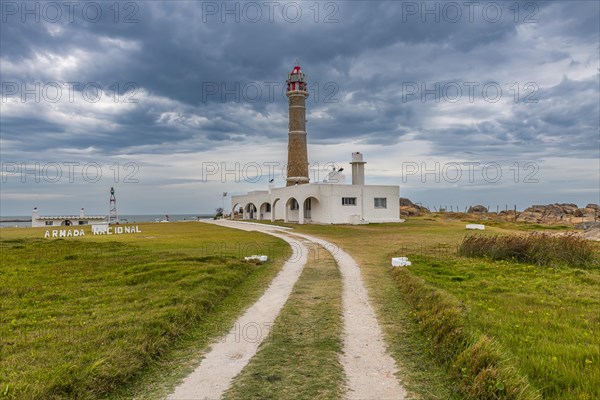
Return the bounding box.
[466,224,486,230]
[232,153,401,225]
[392,257,412,267]
[32,208,106,228]
[244,255,269,262]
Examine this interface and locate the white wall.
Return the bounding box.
[362,186,401,222]
[232,183,400,224]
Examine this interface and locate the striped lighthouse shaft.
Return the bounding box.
[286,66,310,186]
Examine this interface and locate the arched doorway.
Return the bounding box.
[303,196,319,223]
[231,203,242,220]
[271,198,280,222]
[259,202,271,220]
[285,197,300,223]
[245,203,257,220]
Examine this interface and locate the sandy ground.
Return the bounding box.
[168,220,406,400]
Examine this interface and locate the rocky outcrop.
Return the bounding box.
[517,203,599,224]
[574,221,600,241]
[467,205,488,213]
[575,221,600,230]
[399,198,430,216]
[584,228,600,241]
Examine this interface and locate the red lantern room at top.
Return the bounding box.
[286,65,308,93]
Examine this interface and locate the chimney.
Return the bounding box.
[80,208,85,218]
[350,152,366,185]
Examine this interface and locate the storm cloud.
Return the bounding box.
[1,0,598,214]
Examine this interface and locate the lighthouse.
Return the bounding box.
[285,64,310,186]
[231,63,401,225]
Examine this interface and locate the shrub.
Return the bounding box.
[458,233,597,269]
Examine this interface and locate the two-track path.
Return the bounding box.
[168,220,406,400]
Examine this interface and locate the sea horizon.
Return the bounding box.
[0,214,216,228]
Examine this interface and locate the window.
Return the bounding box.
[290,199,299,210]
[45,221,53,226]
[265,203,271,212]
[342,197,357,206]
[79,221,88,225]
[374,198,387,209]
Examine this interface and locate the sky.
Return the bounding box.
[1,0,599,216]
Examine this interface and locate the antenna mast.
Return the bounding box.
[109,187,119,224]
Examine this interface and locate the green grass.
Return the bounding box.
[224,242,345,399]
[0,222,288,399]
[400,254,599,400]
[263,218,600,400]
[390,263,538,399]
[3,218,597,399]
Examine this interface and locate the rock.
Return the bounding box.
[517,203,599,224]
[575,221,600,230]
[584,228,600,241]
[467,205,488,213]
[399,198,430,216]
[399,198,415,207]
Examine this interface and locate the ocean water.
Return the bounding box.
[0,214,214,228]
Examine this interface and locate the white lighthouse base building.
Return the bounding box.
[231,153,400,225]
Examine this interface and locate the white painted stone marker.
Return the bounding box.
[244,255,268,262]
[466,224,485,230]
[391,257,411,267]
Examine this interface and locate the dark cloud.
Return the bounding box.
[1,0,598,213]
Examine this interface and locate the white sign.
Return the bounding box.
[93,225,142,235]
[44,229,85,238]
[44,225,142,238]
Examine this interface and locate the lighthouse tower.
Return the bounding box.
[286,64,310,186]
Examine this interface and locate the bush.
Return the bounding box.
[458,233,597,269]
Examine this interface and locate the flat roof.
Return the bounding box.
[36,216,106,220]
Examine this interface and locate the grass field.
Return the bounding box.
[2,218,598,399]
[270,217,599,400]
[0,222,288,399]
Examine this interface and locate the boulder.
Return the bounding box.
[584,228,600,241]
[575,221,600,230]
[399,198,430,216]
[517,203,600,224]
[467,205,488,213]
